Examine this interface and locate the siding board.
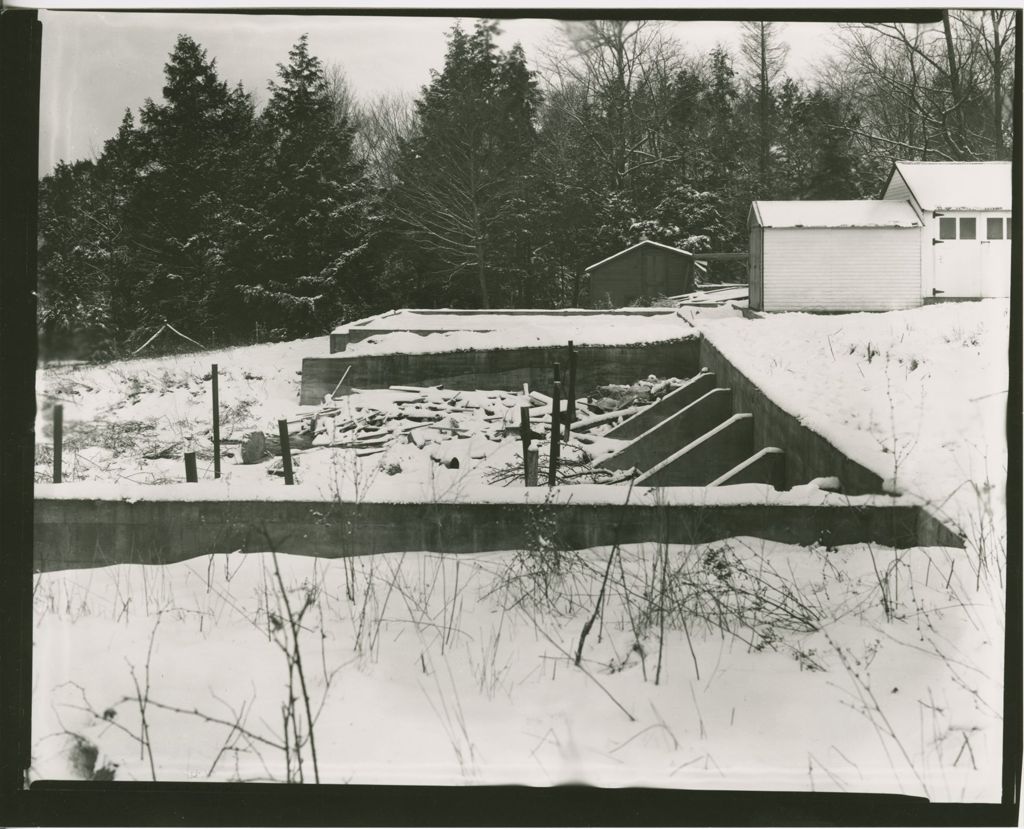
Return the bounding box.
[763,227,921,311]
[588,244,693,306]
[882,170,913,203]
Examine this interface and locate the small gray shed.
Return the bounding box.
[585,240,695,308]
[748,200,923,312]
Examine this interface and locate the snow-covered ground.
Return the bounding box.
[338,310,695,356]
[36,348,653,497]
[32,540,1002,798]
[693,299,1009,547]
[32,300,1009,799]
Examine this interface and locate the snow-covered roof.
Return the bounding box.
[889,161,1012,211]
[585,240,693,272]
[750,200,922,229]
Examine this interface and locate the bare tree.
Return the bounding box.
[739,21,790,186]
[956,9,1015,157]
[541,20,684,192]
[353,91,417,187]
[827,14,1014,163]
[324,62,356,129]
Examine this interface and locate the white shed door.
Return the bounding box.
[933,243,981,297]
[980,240,1011,297]
[932,215,981,298]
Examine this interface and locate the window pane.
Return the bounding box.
[960,217,977,239]
[1007,218,1013,240]
[987,217,1004,239]
[939,217,957,239]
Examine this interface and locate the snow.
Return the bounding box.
[341,307,681,333]
[752,200,922,228]
[31,541,1003,798]
[34,479,911,508]
[584,240,693,271]
[893,161,1012,211]
[338,312,695,356]
[31,301,1008,799]
[693,300,1009,545]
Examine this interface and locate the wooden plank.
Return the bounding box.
[570,406,646,431]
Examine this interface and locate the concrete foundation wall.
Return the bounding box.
[711,447,786,489]
[34,496,939,573]
[699,338,886,494]
[331,309,682,354]
[605,372,718,440]
[637,414,754,487]
[597,388,733,473]
[301,338,700,403]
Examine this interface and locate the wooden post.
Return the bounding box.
[52,404,63,484]
[526,443,539,486]
[519,405,531,485]
[548,380,561,486]
[278,418,294,485]
[184,451,198,483]
[566,341,576,441]
[211,363,221,479]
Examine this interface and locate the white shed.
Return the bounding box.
[748,200,923,312]
[881,161,1012,300]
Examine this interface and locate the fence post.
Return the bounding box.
[526,443,539,486]
[184,451,198,483]
[519,405,531,485]
[548,380,561,486]
[211,363,221,479]
[278,419,294,485]
[566,341,576,441]
[52,404,63,484]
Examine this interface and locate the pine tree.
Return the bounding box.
[232,35,371,339]
[391,21,540,307]
[125,35,255,342]
[739,21,790,192]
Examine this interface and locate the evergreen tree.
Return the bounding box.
[391,21,540,307]
[37,160,108,356]
[126,35,255,341]
[739,21,790,191]
[235,35,372,338]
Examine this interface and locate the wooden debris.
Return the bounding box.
[143,442,182,460]
[390,384,441,393]
[570,406,646,432]
[400,408,444,422]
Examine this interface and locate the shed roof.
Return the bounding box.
[750,200,922,229]
[585,239,693,272]
[888,161,1012,211]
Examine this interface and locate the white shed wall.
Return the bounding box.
[762,227,922,311]
[882,169,913,203]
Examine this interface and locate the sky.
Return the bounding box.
[37,10,847,175]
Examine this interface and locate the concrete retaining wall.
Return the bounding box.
[301,338,700,404]
[34,496,939,573]
[711,447,786,489]
[699,337,886,494]
[605,372,718,440]
[332,309,680,353]
[597,388,733,473]
[637,414,754,487]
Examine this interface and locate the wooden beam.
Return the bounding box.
[690,252,748,261]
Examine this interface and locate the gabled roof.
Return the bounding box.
[887,161,1011,211]
[750,200,922,229]
[585,239,693,272]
